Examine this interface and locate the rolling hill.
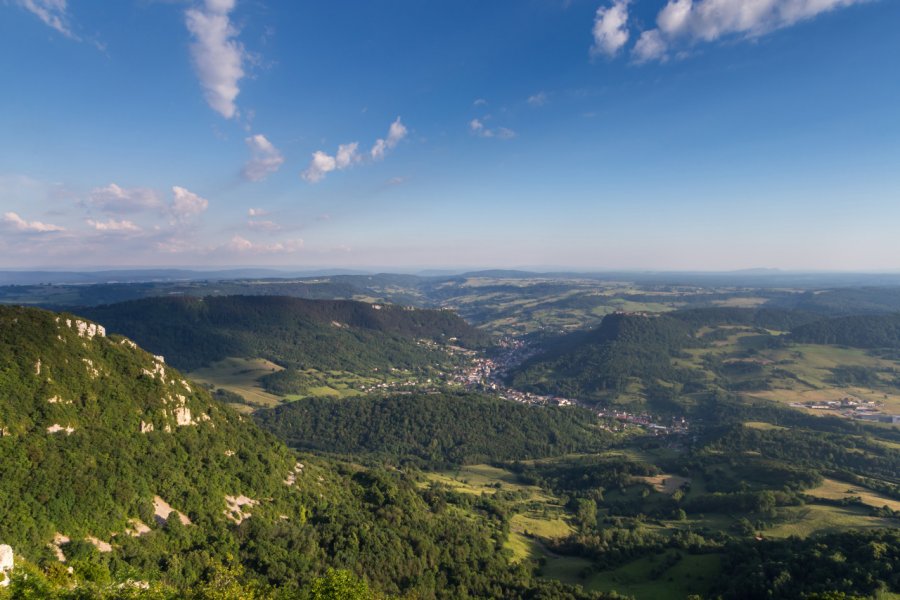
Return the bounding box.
[77,295,489,373]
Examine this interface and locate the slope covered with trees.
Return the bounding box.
[0,306,609,599]
[791,313,900,348]
[509,313,694,400]
[255,392,612,467]
[78,295,490,372]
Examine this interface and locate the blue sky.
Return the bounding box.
[1,0,898,270]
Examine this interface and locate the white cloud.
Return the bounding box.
[336,142,361,169]
[16,0,78,39]
[88,183,162,214]
[170,186,209,219]
[591,0,631,57]
[371,117,408,161]
[634,0,872,62]
[242,134,284,181]
[633,29,668,62]
[469,118,516,140]
[3,211,65,233]
[473,98,488,107]
[302,117,408,183]
[248,207,268,216]
[87,218,140,232]
[302,151,338,183]
[185,0,245,119]
[527,92,549,107]
[227,235,303,254]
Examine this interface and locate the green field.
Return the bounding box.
[764,504,898,538]
[187,357,285,410]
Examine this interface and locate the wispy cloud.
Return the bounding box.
[185,0,245,119]
[469,118,516,140]
[591,0,631,57]
[247,219,281,231]
[227,235,303,254]
[248,207,268,217]
[86,218,141,232]
[242,134,284,181]
[302,117,408,183]
[3,211,65,233]
[633,0,873,62]
[371,118,408,161]
[87,183,162,214]
[16,0,78,39]
[527,91,549,107]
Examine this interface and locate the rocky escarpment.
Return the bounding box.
[0,305,304,571]
[0,307,212,437]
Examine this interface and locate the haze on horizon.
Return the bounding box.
[2,0,898,272]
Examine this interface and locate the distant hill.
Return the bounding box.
[78,295,490,372]
[791,313,900,348]
[255,392,611,468]
[509,312,693,402]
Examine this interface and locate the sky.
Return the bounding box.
[1,0,898,271]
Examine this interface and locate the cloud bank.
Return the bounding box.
[590,0,873,63]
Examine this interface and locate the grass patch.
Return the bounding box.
[764,504,896,538]
[188,357,284,409]
[805,478,900,511]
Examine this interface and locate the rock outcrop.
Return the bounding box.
[0,544,12,587]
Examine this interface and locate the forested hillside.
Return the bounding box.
[510,313,694,400]
[791,313,900,348]
[78,295,489,372]
[255,392,612,467]
[0,306,610,599]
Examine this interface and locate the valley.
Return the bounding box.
[0,273,899,599]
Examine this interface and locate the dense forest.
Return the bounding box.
[791,313,900,348]
[0,306,613,599]
[509,313,696,399]
[78,296,489,372]
[254,392,613,468]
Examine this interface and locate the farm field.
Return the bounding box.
[805,478,900,512]
[187,357,284,410]
[763,504,898,538]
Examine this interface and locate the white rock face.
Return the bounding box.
[224,495,258,524]
[174,406,193,426]
[82,358,99,378]
[152,496,191,526]
[65,319,105,339]
[47,424,75,435]
[0,544,13,587]
[140,421,154,433]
